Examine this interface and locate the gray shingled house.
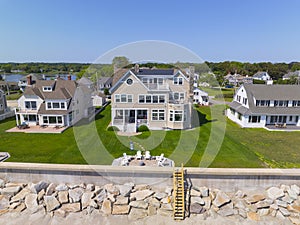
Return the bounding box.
[15,77,92,128]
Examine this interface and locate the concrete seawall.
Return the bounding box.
[0,162,300,191]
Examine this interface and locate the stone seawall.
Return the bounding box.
[0,163,299,223]
[0,179,299,224]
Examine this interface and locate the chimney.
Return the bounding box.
[27,75,32,85]
[134,64,139,73]
[67,74,71,80]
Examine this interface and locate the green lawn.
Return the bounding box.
[1,105,300,168]
[201,87,235,102]
[5,93,22,100]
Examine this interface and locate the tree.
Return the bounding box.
[112,56,130,69]
[104,88,110,95]
[2,64,12,73]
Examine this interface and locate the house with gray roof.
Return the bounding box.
[252,71,271,81]
[15,77,92,129]
[98,77,113,92]
[109,65,193,132]
[18,74,45,92]
[282,71,300,80]
[227,84,300,129]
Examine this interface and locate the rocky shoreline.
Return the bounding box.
[0,179,299,224]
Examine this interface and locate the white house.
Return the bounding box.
[15,77,93,128]
[193,88,209,105]
[92,92,106,107]
[253,72,271,81]
[282,71,300,80]
[18,74,44,92]
[227,84,300,129]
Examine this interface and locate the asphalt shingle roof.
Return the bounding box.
[230,84,300,115]
[24,79,77,100]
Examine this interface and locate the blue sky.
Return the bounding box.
[0,0,300,63]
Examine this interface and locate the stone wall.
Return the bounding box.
[0,179,300,224]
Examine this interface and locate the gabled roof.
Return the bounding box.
[253,71,269,78]
[24,79,77,100]
[230,84,300,115]
[98,77,113,85]
[77,77,93,86]
[193,88,208,96]
[110,70,147,94]
[20,74,44,82]
[244,84,300,100]
[283,71,300,79]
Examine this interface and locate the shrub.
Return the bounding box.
[107,126,119,131]
[137,125,149,132]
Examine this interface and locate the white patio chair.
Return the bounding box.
[136,150,142,160]
[121,158,129,166]
[158,157,167,167]
[123,152,131,161]
[145,151,151,160]
[156,153,164,161]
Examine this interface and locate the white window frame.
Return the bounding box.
[25,101,37,110]
[115,94,132,103]
[173,92,185,101]
[174,77,183,85]
[152,109,165,121]
[43,86,52,92]
[169,110,183,122]
[138,94,165,104]
[46,101,67,110]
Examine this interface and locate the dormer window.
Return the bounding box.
[43,86,52,92]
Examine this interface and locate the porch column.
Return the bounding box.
[122,109,125,126]
[135,110,137,128]
[15,110,19,126]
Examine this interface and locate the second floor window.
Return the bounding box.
[138,95,165,104]
[174,77,183,85]
[115,94,133,103]
[173,92,185,101]
[25,101,37,110]
[292,100,300,107]
[47,102,66,110]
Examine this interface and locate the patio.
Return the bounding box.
[265,124,300,131]
[112,152,174,167]
[6,125,68,134]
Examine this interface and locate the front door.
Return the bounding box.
[129,110,135,123]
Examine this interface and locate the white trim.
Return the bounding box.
[138,94,166,104]
[151,109,165,121]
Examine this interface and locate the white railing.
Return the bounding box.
[145,83,169,90]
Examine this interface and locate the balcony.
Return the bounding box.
[144,83,169,91]
[15,107,38,114]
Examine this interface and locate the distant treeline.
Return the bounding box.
[0,63,89,74]
[1,61,300,81]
